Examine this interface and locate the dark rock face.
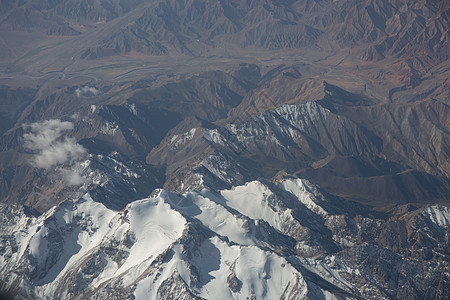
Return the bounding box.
[227,272,242,293]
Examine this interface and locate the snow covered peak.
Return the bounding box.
[422,205,450,228]
[1,177,449,299]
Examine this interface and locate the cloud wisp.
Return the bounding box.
[75,86,100,97]
[23,119,88,185]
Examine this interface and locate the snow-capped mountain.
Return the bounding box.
[1,81,448,298]
[1,172,449,299]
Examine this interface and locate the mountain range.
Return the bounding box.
[0,0,448,299]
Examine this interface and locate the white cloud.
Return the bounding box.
[60,168,86,186]
[32,138,86,168]
[23,119,74,152]
[23,119,88,185]
[75,86,100,97]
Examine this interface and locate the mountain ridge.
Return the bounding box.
[1,178,448,299]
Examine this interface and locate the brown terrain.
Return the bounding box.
[0,0,448,211]
[0,1,449,299]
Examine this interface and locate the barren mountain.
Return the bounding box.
[0,0,448,299]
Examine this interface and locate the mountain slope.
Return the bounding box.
[147,82,449,209]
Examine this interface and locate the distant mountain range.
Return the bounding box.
[1,0,447,65]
